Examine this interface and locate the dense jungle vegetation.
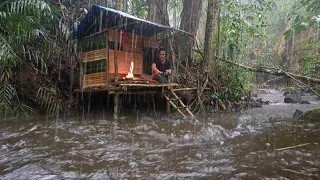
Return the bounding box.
[0,0,319,118]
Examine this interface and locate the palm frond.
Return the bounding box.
[0,1,53,70]
[13,103,35,118]
[1,0,52,41]
[0,0,56,117]
[0,79,15,113]
[59,19,71,41]
[36,87,63,114]
[4,0,52,18]
[0,69,10,82]
[0,69,36,117]
[0,11,8,18]
[0,36,19,69]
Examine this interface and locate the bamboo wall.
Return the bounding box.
[81,48,108,88]
[108,49,142,75]
[81,48,107,63]
[81,29,157,89]
[83,72,108,88]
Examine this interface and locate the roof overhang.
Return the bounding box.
[73,5,192,39]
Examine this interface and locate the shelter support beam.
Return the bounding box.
[80,46,84,89]
[114,93,119,120]
[114,28,119,83]
[105,31,109,85]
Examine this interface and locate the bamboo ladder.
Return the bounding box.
[163,89,194,119]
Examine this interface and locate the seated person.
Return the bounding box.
[151,49,172,83]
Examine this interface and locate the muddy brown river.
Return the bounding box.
[1,90,320,179]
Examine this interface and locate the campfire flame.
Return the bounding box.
[126,61,134,78]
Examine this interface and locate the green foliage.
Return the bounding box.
[130,0,147,19]
[0,69,34,118]
[283,87,296,96]
[298,0,320,14]
[0,0,52,68]
[286,0,320,76]
[283,29,293,40]
[220,0,273,62]
[0,0,54,116]
[0,79,15,113]
[214,0,271,102]
[214,64,255,102]
[298,108,320,122]
[0,36,19,69]
[193,41,204,62]
[298,40,320,75]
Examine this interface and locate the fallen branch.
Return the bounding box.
[281,168,305,176]
[281,168,317,178]
[261,76,284,86]
[222,60,320,97]
[275,143,310,151]
[223,59,320,84]
[284,72,320,97]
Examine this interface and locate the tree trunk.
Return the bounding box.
[147,0,169,25]
[285,29,294,71]
[173,0,177,28]
[146,0,170,59]
[203,0,220,74]
[123,0,128,13]
[177,0,203,65]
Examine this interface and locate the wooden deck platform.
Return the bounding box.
[74,80,211,119]
[74,82,179,93]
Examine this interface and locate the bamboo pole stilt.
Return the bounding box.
[80,46,84,89]
[114,28,119,83]
[167,87,171,114]
[167,93,171,114]
[106,30,109,85]
[87,91,92,114]
[114,93,119,120]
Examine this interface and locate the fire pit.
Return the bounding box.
[125,61,134,79]
[121,61,147,83]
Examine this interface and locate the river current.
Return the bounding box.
[1,90,319,179]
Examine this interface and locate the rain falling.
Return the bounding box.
[0,0,320,179]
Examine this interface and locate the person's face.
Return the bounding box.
[159,51,166,62]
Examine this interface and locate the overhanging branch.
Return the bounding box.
[222,59,320,84]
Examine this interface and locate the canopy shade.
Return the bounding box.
[74,5,190,38]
